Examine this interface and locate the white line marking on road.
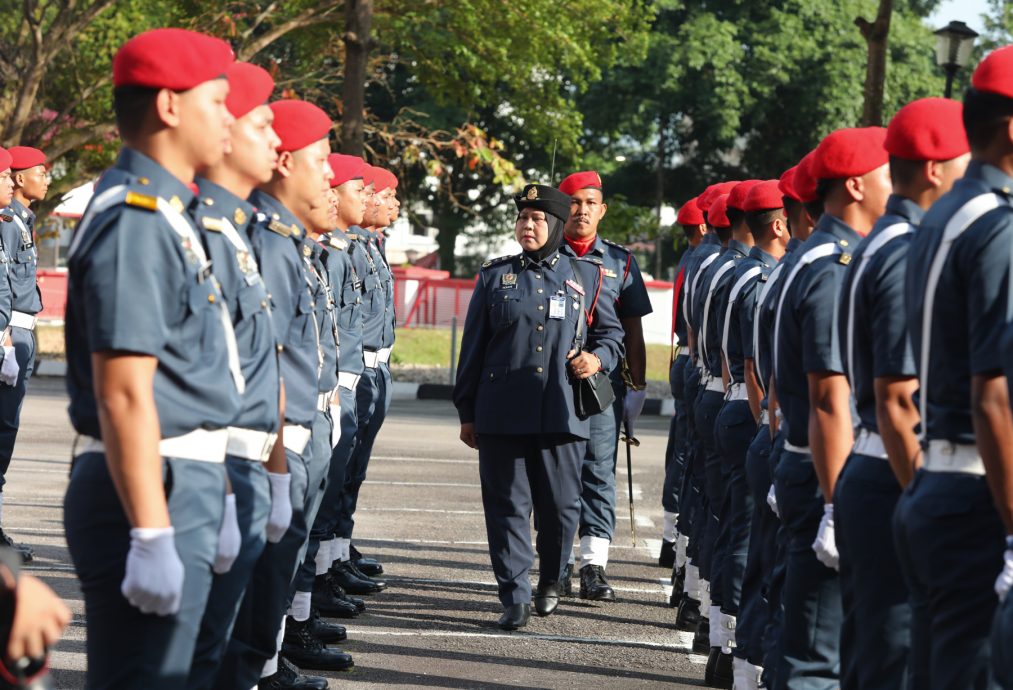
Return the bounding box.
[630,483,644,500]
[635,514,654,528]
[675,631,695,651]
[371,456,478,465]
[390,576,674,595]
[688,653,709,665]
[364,480,480,488]
[644,538,662,560]
[342,628,690,651]
[353,537,658,552]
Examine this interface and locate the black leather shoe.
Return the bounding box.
[498,603,531,630]
[346,558,387,589]
[308,609,346,644]
[0,528,32,564]
[693,618,711,654]
[675,596,701,631]
[350,543,384,576]
[579,564,616,602]
[281,617,354,671]
[669,566,685,608]
[258,658,329,689]
[329,560,384,595]
[704,647,733,688]
[534,581,560,617]
[561,563,574,597]
[659,539,676,568]
[324,574,366,612]
[311,577,359,619]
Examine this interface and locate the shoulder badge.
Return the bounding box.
[838,253,852,266]
[481,254,515,269]
[329,236,348,251]
[267,220,292,237]
[124,191,158,212]
[290,224,302,238]
[234,208,247,225]
[201,216,225,232]
[0,214,11,223]
[601,238,631,253]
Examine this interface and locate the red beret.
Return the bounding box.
[676,197,705,226]
[743,180,784,212]
[268,100,332,152]
[373,168,398,192]
[328,154,366,188]
[727,180,762,211]
[113,29,234,90]
[708,194,732,228]
[225,63,274,120]
[794,151,819,203]
[812,127,889,180]
[698,181,738,212]
[885,98,969,162]
[972,45,1013,100]
[0,148,11,172]
[778,166,800,202]
[361,166,378,188]
[558,170,603,196]
[8,146,45,171]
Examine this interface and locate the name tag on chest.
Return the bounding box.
[549,295,566,319]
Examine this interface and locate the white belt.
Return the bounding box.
[725,382,748,401]
[338,371,361,391]
[317,392,331,412]
[852,428,888,460]
[923,440,985,476]
[282,424,312,455]
[377,347,392,364]
[784,441,810,455]
[363,347,392,368]
[75,429,229,463]
[759,409,770,426]
[704,375,725,393]
[226,427,277,462]
[9,311,36,330]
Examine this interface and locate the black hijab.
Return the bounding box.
[514,183,571,264]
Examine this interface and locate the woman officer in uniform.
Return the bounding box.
[453,183,624,630]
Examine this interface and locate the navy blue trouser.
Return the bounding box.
[188,456,271,690]
[991,591,1013,688]
[716,398,757,615]
[65,453,226,690]
[214,440,313,690]
[736,424,775,664]
[477,433,584,607]
[695,387,725,599]
[292,411,335,594]
[336,363,389,539]
[763,433,787,686]
[306,386,358,554]
[834,452,911,690]
[893,470,1004,690]
[578,378,624,541]
[0,325,35,492]
[663,355,690,516]
[772,448,841,690]
[678,362,702,540]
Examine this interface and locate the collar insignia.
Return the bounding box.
[234,208,247,226]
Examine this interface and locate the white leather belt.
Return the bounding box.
[9,311,36,330]
[282,424,312,455]
[725,382,748,401]
[363,350,379,368]
[226,427,277,462]
[784,441,810,455]
[338,371,361,390]
[923,440,985,476]
[75,429,229,463]
[704,376,725,393]
[316,392,331,412]
[853,428,888,460]
[377,347,392,364]
[759,409,770,426]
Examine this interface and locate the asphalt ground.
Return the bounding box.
[14,377,704,689]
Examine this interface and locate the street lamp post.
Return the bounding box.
[934,20,980,99]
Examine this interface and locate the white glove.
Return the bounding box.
[996,544,1013,601]
[812,504,839,570]
[121,526,184,616]
[766,484,779,517]
[623,389,647,435]
[213,494,241,574]
[675,531,689,570]
[266,472,292,543]
[0,346,18,386]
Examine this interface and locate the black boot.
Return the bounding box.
[329,560,385,595]
[675,596,701,631]
[258,658,329,690]
[281,617,354,671]
[659,539,676,568]
[693,618,711,654]
[350,543,384,576]
[498,603,531,630]
[704,647,733,688]
[533,581,560,617]
[308,608,346,644]
[669,566,685,608]
[0,528,32,564]
[579,565,616,602]
[311,576,359,619]
[325,574,366,613]
[561,562,574,597]
[346,558,387,589]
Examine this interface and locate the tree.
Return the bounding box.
[341,0,372,155]
[857,0,894,126]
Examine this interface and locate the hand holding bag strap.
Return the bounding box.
[566,257,615,419]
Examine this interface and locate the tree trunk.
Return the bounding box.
[341,0,373,156]
[654,121,666,279]
[856,0,893,127]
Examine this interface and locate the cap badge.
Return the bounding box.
[526,186,538,200]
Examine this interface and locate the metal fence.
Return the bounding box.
[396,277,475,328]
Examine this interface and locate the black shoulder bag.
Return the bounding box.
[567,258,615,420]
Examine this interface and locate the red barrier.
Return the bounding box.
[38,269,67,322]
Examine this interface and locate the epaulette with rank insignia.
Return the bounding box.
[124,191,158,212]
[267,220,292,237]
[201,216,225,232]
[601,238,631,254]
[329,236,348,251]
[580,256,604,266]
[481,254,515,269]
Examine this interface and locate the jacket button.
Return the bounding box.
[489,373,494,380]
[537,305,544,311]
[534,273,541,279]
[207,294,216,303]
[537,288,543,294]
[536,346,542,352]
[536,367,543,373]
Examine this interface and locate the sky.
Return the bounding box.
[928,0,992,34]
